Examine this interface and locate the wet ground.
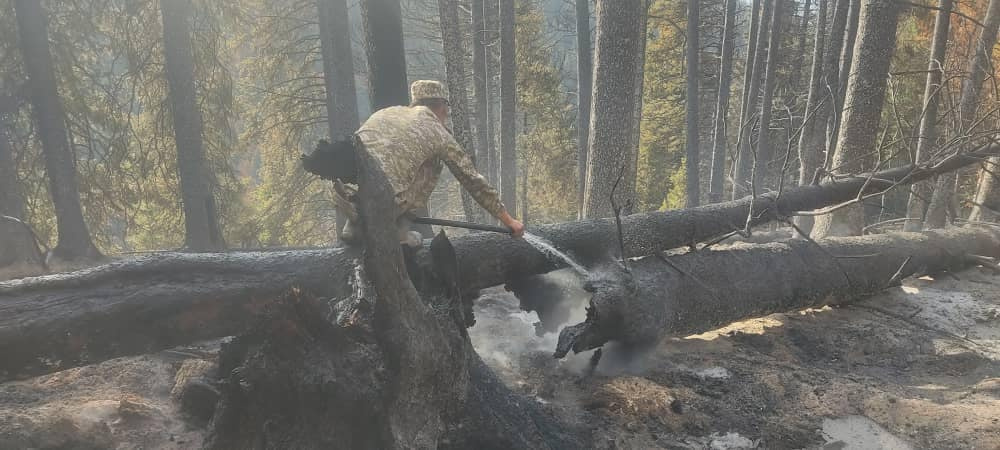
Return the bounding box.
[1,266,998,449]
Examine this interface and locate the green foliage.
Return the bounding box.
[3,0,245,252]
[637,0,687,212]
[516,0,578,223]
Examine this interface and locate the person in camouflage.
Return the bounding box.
[337,80,525,246]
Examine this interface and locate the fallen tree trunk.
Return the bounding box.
[1,145,998,381]
[555,227,1000,357]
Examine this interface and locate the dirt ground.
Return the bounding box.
[1,266,998,449]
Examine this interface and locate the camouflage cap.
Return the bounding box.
[410,80,449,102]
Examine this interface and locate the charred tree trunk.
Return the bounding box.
[360,0,433,236]
[966,0,1000,222]
[485,0,501,185]
[205,133,581,449]
[685,0,702,207]
[439,0,483,224]
[739,0,762,126]
[903,0,951,231]
[811,0,902,238]
[360,0,409,111]
[798,0,849,210]
[753,0,786,191]
[627,0,649,214]
[828,0,861,153]
[3,143,998,381]
[13,0,101,261]
[471,0,494,185]
[928,0,1000,227]
[160,0,226,252]
[789,0,812,92]
[794,0,828,232]
[709,0,738,203]
[556,227,1000,355]
[499,0,517,215]
[582,0,643,218]
[0,90,25,219]
[318,0,361,239]
[576,0,593,216]
[733,0,774,199]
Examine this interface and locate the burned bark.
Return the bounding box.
[2,143,998,380]
[160,0,226,252]
[795,0,828,234]
[811,0,902,238]
[927,0,1000,227]
[733,0,774,198]
[471,0,494,185]
[0,89,25,220]
[499,0,517,214]
[753,0,786,190]
[709,0,738,203]
[204,133,580,449]
[576,0,593,215]
[439,0,483,224]
[685,0,701,207]
[557,227,1000,356]
[360,0,408,111]
[317,0,361,238]
[903,0,951,231]
[583,0,644,218]
[13,0,101,261]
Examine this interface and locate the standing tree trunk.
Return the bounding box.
[811,0,902,238]
[575,0,592,217]
[789,0,812,92]
[753,0,786,191]
[627,0,649,214]
[740,0,762,124]
[733,0,774,199]
[0,90,24,219]
[582,0,643,218]
[13,0,101,260]
[799,0,849,196]
[360,0,433,236]
[499,0,517,215]
[360,0,409,111]
[439,0,483,224]
[966,0,1000,222]
[318,0,361,239]
[902,0,951,231]
[471,0,494,186]
[794,0,828,232]
[160,0,226,252]
[709,0,738,203]
[685,0,701,207]
[929,0,1000,227]
[827,0,861,153]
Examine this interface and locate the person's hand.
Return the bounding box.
[506,218,525,239]
[498,211,525,238]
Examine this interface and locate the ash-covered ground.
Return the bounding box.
[2,267,998,449]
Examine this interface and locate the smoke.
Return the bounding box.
[470,268,595,376]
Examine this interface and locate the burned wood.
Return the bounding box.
[206,138,581,448]
[556,227,1000,357]
[1,144,997,381]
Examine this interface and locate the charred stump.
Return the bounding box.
[204,140,581,448]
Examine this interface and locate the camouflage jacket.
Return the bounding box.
[349,105,505,219]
